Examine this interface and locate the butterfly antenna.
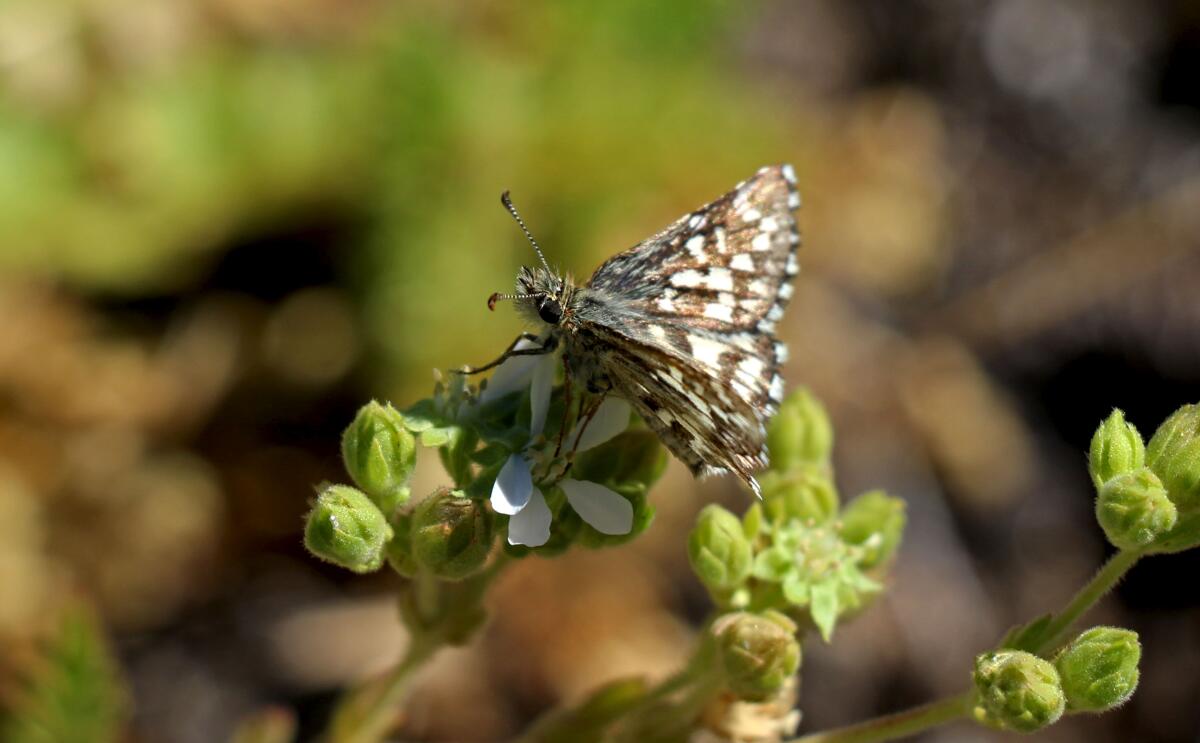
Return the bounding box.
[487,292,537,311]
[500,191,553,275]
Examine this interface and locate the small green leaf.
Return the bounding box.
[752,546,792,582]
[1001,614,1054,652]
[400,398,442,432]
[471,443,510,468]
[809,580,840,642]
[419,425,460,448]
[782,573,810,605]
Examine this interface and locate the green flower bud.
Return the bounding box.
[972,650,1065,733]
[411,489,493,580]
[1096,468,1176,550]
[1089,409,1145,491]
[837,490,906,569]
[689,505,753,591]
[1054,627,1140,712]
[761,469,839,525]
[304,485,394,573]
[341,401,415,514]
[1146,403,1200,510]
[713,611,801,702]
[767,388,834,473]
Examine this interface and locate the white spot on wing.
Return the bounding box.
[786,253,800,276]
[704,303,733,322]
[770,374,786,402]
[671,269,704,288]
[749,278,771,296]
[649,324,668,340]
[738,356,765,381]
[751,233,772,252]
[730,253,755,271]
[657,296,676,312]
[778,282,794,300]
[686,234,706,260]
[788,191,801,210]
[715,227,727,253]
[688,335,726,370]
[767,303,784,321]
[782,164,796,183]
[775,342,789,363]
[706,267,734,292]
[741,207,761,223]
[760,216,778,232]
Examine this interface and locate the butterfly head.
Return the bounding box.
[487,190,574,327]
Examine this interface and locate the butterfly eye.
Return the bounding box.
[538,297,563,325]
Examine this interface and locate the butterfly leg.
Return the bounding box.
[457,333,551,375]
[570,394,607,453]
[553,354,575,458]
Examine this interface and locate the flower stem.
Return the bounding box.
[326,631,442,743]
[790,692,972,743]
[1032,548,1141,654]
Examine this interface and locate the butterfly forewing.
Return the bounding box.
[571,164,801,494]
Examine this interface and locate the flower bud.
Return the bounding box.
[1054,627,1140,712]
[767,388,834,473]
[411,489,493,580]
[1089,409,1144,491]
[837,490,906,569]
[1096,468,1176,550]
[972,650,1065,733]
[341,401,415,515]
[713,611,801,702]
[304,485,394,573]
[761,469,838,525]
[689,505,753,591]
[1146,403,1200,511]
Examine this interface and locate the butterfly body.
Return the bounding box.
[503,165,801,496]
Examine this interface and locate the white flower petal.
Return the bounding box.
[479,339,542,404]
[571,398,632,452]
[529,353,555,437]
[561,478,633,535]
[507,487,551,546]
[491,454,533,515]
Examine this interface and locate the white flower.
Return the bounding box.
[484,344,635,547]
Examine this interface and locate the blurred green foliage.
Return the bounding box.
[0,606,128,743]
[0,0,813,397]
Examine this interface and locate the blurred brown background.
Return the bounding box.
[1,1,1199,741]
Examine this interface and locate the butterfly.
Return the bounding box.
[468,165,801,497]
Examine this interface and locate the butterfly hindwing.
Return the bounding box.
[567,165,801,492]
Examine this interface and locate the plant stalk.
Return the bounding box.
[1032,548,1141,654]
[790,692,971,743]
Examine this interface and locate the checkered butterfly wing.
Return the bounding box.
[580,165,801,493]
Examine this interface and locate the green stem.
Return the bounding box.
[790,692,971,743]
[326,632,442,743]
[1032,548,1141,654]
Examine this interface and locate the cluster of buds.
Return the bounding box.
[1089,405,1200,552]
[305,347,670,584]
[972,626,1141,733]
[688,389,906,652]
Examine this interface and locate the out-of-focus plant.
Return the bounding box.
[290,361,1197,742]
[0,606,129,743]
